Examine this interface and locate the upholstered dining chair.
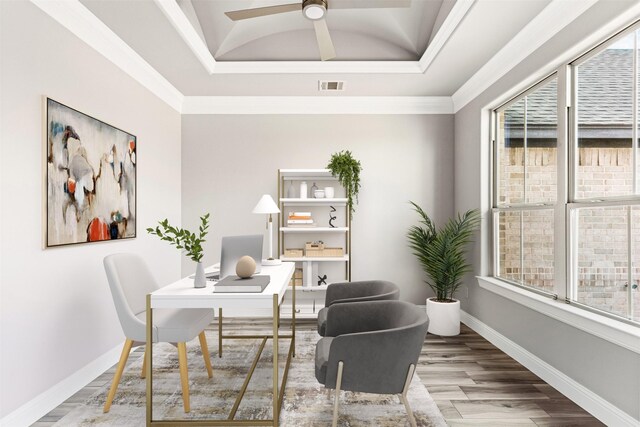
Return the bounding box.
[103,253,214,413]
[317,280,400,336]
[315,300,429,427]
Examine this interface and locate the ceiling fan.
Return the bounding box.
[224,0,411,61]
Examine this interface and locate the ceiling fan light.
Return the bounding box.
[303,0,327,20]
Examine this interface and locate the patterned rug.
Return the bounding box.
[54,330,446,426]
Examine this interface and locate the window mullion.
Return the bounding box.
[555,65,570,301]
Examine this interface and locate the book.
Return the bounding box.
[288,216,312,220]
[213,275,270,293]
[290,212,311,217]
[288,219,314,224]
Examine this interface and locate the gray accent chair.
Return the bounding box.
[315,300,429,427]
[317,280,400,336]
[103,253,214,413]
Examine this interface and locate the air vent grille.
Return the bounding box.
[319,81,345,91]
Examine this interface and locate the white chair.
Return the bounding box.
[103,253,214,413]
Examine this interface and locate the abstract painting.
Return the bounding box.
[46,98,136,247]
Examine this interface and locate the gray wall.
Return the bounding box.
[181,114,454,304]
[0,1,182,417]
[454,0,640,421]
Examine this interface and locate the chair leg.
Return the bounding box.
[332,361,344,427]
[140,350,147,379]
[103,339,133,413]
[400,364,417,427]
[177,342,191,413]
[198,331,213,378]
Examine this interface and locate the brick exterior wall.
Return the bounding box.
[498,146,640,321]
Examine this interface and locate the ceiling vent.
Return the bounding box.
[319,81,345,91]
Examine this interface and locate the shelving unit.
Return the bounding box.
[278,169,351,318]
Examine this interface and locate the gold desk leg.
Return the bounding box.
[272,294,279,427]
[218,307,223,358]
[146,294,153,426]
[292,277,296,358]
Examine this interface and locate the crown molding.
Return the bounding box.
[182,96,453,114]
[451,0,598,113]
[153,0,216,74]
[31,0,184,112]
[418,0,474,72]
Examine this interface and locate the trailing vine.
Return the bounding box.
[327,150,362,220]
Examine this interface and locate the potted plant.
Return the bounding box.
[407,202,479,336]
[147,213,210,288]
[327,150,362,220]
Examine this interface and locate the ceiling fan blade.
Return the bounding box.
[330,0,411,9]
[313,19,336,61]
[225,3,300,21]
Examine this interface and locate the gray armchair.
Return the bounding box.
[315,300,429,427]
[317,280,400,336]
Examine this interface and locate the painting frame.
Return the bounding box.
[44,97,137,248]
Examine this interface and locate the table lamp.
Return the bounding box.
[252,194,281,265]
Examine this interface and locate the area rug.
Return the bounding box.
[54,330,446,426]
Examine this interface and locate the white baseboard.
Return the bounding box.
[0,343,125,427]
[460,310,639,427]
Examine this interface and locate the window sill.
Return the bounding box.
[476,276,640,354]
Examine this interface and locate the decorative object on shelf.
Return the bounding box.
[310,182,318,198]
[327,150,362,219]
[287,180,295,198]
[45,98,137,247]
[329,205,337,228]
[284,248,304,257]
[324,186,335,198]
[318,274,327,286]
[306,241,325,251]
[314,189,325,198]
[147,213,210,288]
[288,211,314,227]
[235,255,257,278]
[252,194,281,266]
[407,202,480,336]
[300,181,308,199]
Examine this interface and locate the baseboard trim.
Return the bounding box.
[460,310,638,427]
[0,343,125,427]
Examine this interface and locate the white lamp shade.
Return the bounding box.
[252,194,280,214]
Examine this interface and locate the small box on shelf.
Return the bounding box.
[305,247,344,257]
[284,248,304,257]
[305,241,325,251]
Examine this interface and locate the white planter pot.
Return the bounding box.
[426,298,460,336]
[194,262,206,288]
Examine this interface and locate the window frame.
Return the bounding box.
[491,20,640,325]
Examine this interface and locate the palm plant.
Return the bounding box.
[407,202,480,302]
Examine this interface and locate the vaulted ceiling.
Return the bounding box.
[79,0,554,97]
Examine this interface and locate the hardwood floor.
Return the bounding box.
[32,320,603,426]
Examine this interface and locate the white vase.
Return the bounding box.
[426,298,460,336]
[300,181,308,199]
[324,186,335,198]
[194,262,206,288]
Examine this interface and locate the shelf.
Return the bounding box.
[279,169,336,179]
[281,198,347,206]
[281,227,348,233]
[289,284,329,292]
[280,255,349,262]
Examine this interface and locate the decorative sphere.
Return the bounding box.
[236,255,256,278]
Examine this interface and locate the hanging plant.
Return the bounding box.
[327,150,362,220]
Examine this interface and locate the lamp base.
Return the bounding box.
[263,258,282,266]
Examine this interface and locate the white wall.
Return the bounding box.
[181,114,454,304]
[0,1,182,419]
[454,0,640,421]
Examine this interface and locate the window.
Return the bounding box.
[494,77,558,295]
[492,22,640,324]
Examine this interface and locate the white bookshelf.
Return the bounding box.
[278,169,352,318]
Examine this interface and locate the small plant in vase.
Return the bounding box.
[407,202,479,336]
[327,150,362,220]
[147,213,210,288]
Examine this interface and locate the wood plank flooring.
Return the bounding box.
[32,320,603,426]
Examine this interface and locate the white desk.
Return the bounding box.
[145,262,296,427]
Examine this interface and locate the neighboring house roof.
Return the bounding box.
[503,49,635,140]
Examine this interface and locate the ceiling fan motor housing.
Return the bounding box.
[303,0,328,20]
